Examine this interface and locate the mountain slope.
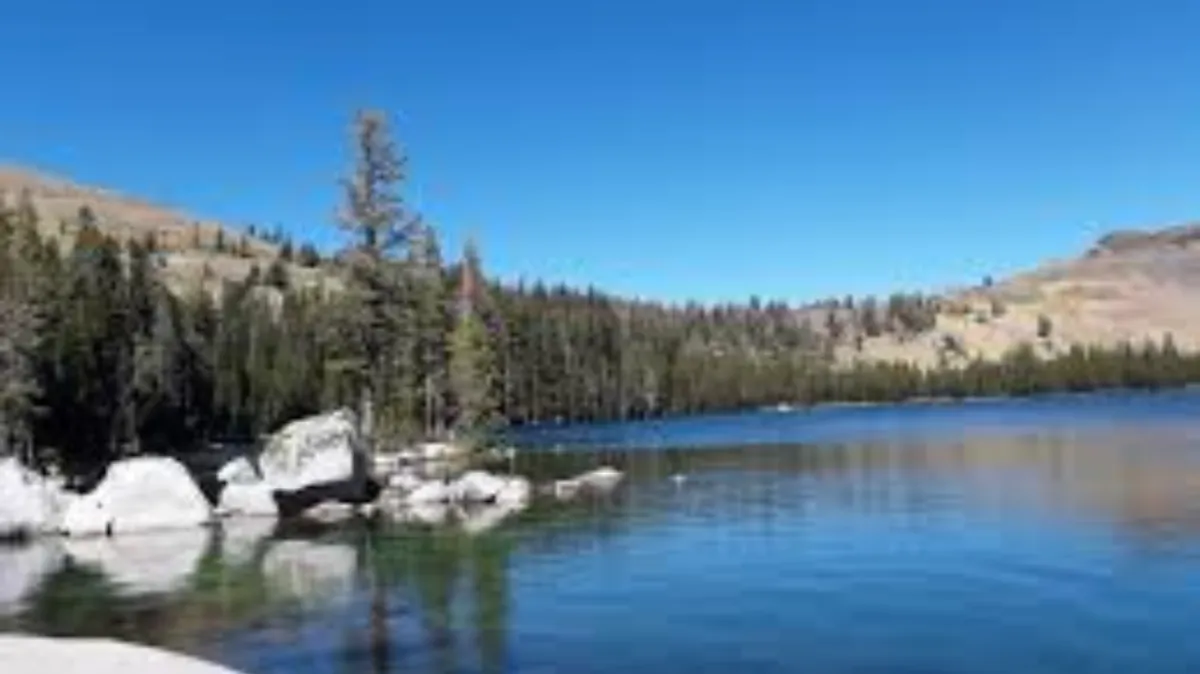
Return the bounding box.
[844,224,1200,367]
[0,165,335,295]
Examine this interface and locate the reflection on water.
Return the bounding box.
[4,394,1200,673]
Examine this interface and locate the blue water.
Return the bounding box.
[5,389,1200,673]
[512,389,1200,451]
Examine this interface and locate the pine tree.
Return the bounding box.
[410,225,451,437]
[448,240,497,441]
[335,108,423,446]
[0,203,42,460]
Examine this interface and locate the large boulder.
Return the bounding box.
[213,409,375,520]
[60,457,213,537]
[254,409,371,515]
[0,458,70,539]
[258,409,363,492]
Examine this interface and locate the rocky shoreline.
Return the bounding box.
[0,408,623,542]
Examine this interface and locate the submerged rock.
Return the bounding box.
[546,466,624,501]
[0,635,248,674]
[60,457,212,537]
[0,458,71,539]
[577,466,624,492]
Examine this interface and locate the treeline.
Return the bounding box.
[2,109,1199,474]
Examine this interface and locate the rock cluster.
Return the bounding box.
[1,407,625,541]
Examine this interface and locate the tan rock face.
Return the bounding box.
[846,230,1200,368]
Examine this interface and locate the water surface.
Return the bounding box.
[4,390,1200,673]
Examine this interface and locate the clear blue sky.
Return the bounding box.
[3,0,1200,304]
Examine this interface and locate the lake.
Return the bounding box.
[4,390,1200,673]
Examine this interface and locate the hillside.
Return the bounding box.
[3,163,1196,368]
[0,166,336,297]
[841,224,1200,367]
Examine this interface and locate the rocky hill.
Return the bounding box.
[841,223,1200,367]
[0,165,336,297]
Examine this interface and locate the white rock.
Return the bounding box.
[417,441,466,461]
[386,471,423,493]
[404,480,452,505]
[371,452,400,476]
[60,457,212,537]
[216,482,278,518]
[450,470,507,502]
[495,476,531,506]
[549,479,582,501]
[398,502,450,526]
[0,458,70,538]
[64,528,211,595]
[0,635,248,674]
[0,542,63,615]
[261,540,356,608]
[576,467,624,492]
[215,456,259,485]
[258,409,365,494]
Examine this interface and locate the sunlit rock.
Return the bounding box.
[0,635,248,674]
[60,457,213,537]
[545,466,624,502]
[219,517,276,567]
[450,470,507,502]
[495,476,531,505]
[215,456,260,485]
[0,458,71,539]
[215,482,278,518]
[417,441,468,461]
[257,409,371,514]
[261,539,356,608]
[258,409,362,490]
[386,470,423,493]
[577,466,624,492]
[0,541,63,614]
[64,527,212,595]
[397,502,451,526]
[404,479,453,505]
